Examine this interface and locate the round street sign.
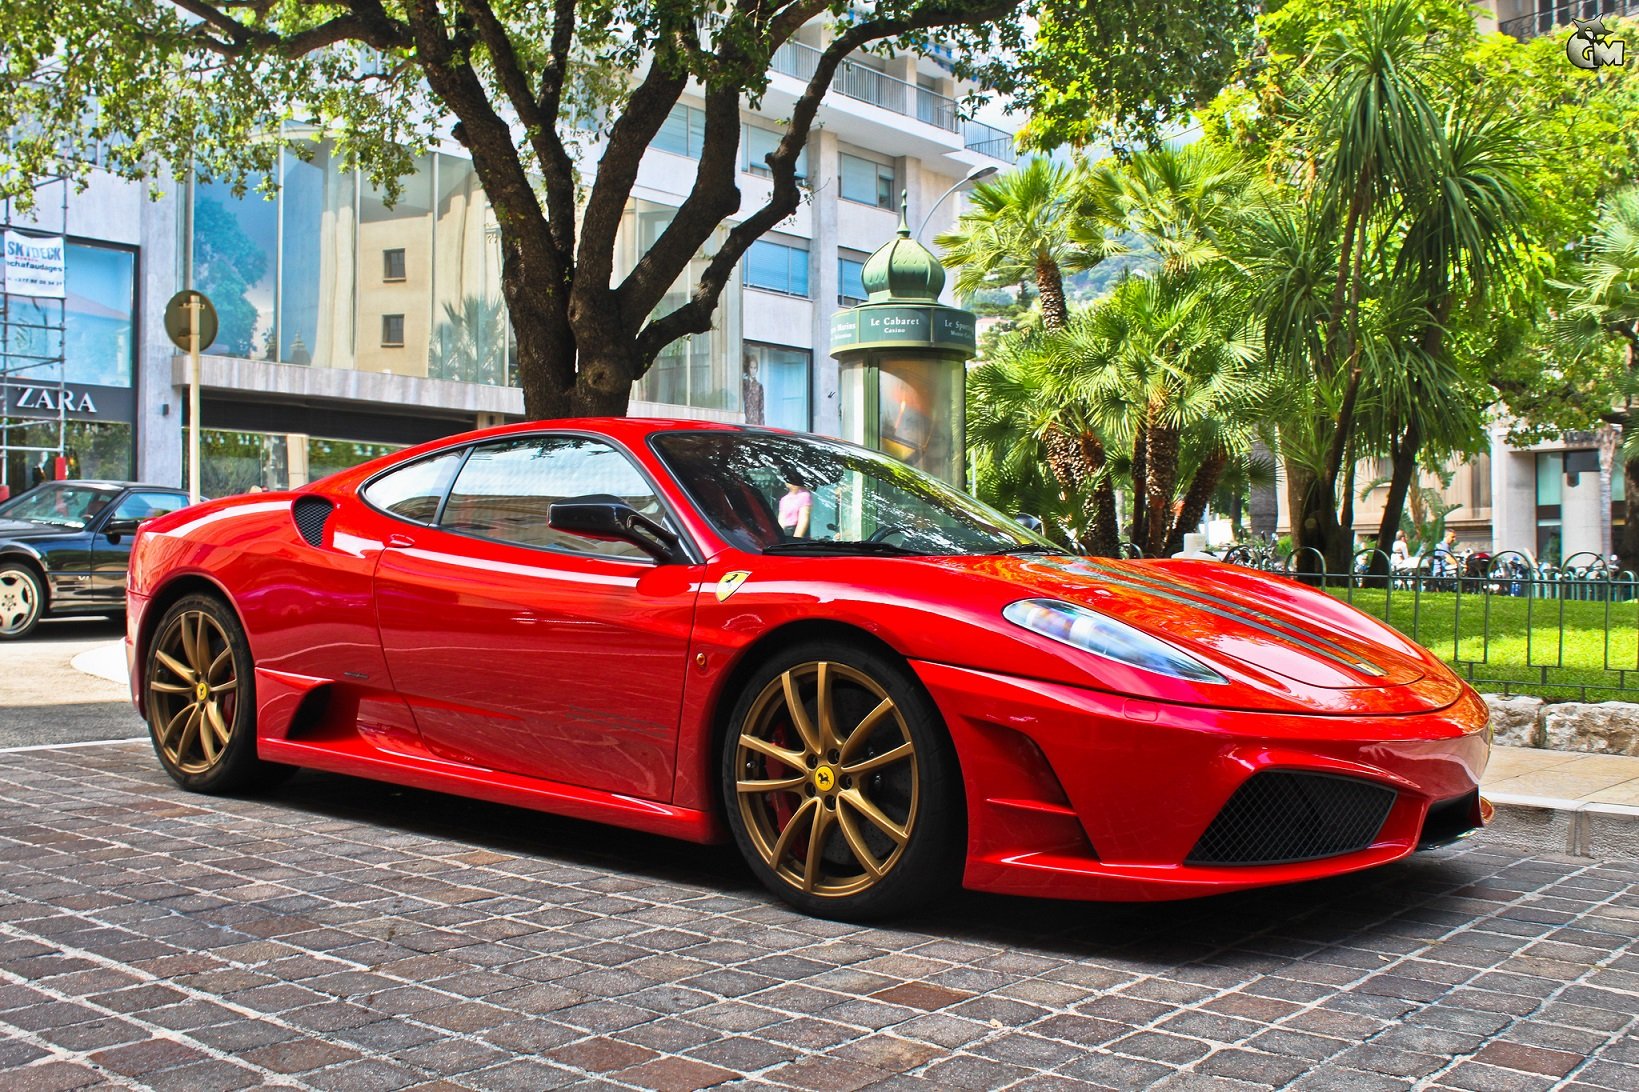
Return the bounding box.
[164,290,218,353]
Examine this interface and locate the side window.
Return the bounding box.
[112,491,186,523]
[361,450,464,523]
[439,435,670,561]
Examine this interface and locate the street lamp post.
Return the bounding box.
[915,163,999,242]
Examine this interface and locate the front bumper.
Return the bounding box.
[911,660,1490,902]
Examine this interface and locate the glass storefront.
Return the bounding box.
[743,343,810,431]
[1,420,133,490]
[194,136,510,385]
[190,138,765,422]
[184,428,401,496]
[2,240,138,490]
[622,199,743,414]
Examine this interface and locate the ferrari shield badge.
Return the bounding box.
[716,570,751,602]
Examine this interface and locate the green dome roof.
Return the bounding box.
[861,194,946,303]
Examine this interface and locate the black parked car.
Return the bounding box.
[0,481,191,639]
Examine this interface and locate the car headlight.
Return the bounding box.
[1003,598,1225,684]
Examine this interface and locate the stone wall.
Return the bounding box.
[1483,694,1639,755]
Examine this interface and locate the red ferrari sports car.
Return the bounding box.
[126,419,1490,918]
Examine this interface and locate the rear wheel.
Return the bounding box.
[0,563,44,640]
[722,641,963,919]
[145,594,282,792]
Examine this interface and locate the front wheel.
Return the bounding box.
[721,642,963,920]
[145,593,283,793]
[0,563,45,639]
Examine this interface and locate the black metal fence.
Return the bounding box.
[1212,546,1639,702]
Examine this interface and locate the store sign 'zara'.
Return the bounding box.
[1,382,133,422]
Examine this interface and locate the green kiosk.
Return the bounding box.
[830,201,977,487]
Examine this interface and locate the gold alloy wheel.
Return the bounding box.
[734,661,919,897]
[147,609,240,775]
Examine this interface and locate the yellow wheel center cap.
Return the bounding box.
[196,682,210,702]
[813,765,836,792]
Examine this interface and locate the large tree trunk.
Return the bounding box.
[1036,254,1067,331]
[1287,462,1342,579]
[1371,418,1422,578]
[1166,447,1228,556]
[1143,418,1180,557]
[1129,428,1148,544]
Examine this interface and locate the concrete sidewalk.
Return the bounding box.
[69,639,1639,857]
[1483,744,1639,859]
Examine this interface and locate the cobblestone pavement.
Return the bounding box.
[1,742,1636,1091]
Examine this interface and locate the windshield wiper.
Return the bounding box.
[761,540,929,557]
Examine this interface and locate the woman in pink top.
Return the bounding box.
[778,472,812,538]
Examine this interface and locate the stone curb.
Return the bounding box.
[71,640,129,687]
[1483,792,1639,860]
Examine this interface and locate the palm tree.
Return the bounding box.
[1366,106,1531,566]
[969,324,1123,555]
[1073,141,1258,278]
[1559,185,1639,571]
[1273,0,1448,572]
[1069,270,1269,556]
[936,157,1097,331]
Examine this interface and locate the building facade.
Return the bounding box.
[1,35,1013,497]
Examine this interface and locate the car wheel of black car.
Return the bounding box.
[0,562,45,640]
[722,640,964,920]
[145,593,285,793]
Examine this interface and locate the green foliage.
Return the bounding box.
[1,1,1261,416]
[1006,1,1261,152]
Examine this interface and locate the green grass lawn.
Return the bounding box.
[1325,588,1639,702]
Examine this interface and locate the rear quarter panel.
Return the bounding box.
[129,495,392,700]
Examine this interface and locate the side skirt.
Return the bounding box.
[258,734,728,845]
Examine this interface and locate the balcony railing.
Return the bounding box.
[960,119,1017,162]
[772,42,1018,161]
[1500,0,1638,40]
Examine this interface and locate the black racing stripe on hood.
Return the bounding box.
[1040,557,1389,679]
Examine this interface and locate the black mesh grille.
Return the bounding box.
[292,496,333,548]
[1187,772,1396,866]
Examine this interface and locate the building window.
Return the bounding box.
[381,314,405,347]
[623,198,742,414]
[841,153,896,209]
[742,124,807,180]
[743,238,810,297]
[656,103,707,159]
[383,248,406,282]
[743,343,811,431]
[1469,452,1491,509]
[838,252,868,306]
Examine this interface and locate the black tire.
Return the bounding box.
[144,593,285,793]
[720,639,964,920]
[0,562,45,640]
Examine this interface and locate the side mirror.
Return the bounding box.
[548,494,682,563]
[104,517,142,541]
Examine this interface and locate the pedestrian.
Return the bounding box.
[778,470,812,539]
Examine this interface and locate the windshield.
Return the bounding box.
[651,431,1055,557]
[0,483,118,530]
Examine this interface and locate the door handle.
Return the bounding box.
[386,533,415,549]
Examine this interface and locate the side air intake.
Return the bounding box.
[292,496,334,548]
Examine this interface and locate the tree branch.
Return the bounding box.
[455,0,576,258]
[635,1,1012,362]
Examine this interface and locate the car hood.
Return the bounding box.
[0,518,77,541]
[908,553,1465,715]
